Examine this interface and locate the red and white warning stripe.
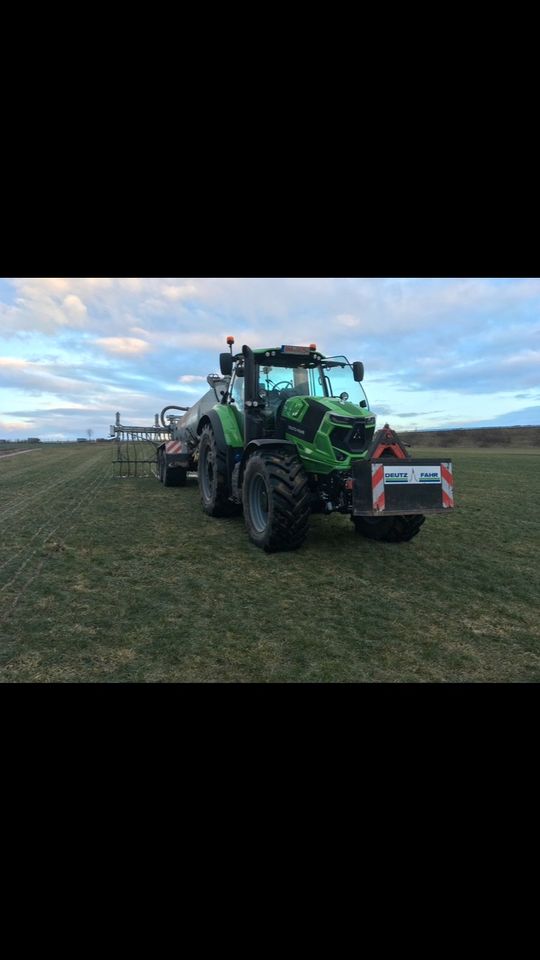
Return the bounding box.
[372,463,385,512]
[166,440,183,454]
[441,462,454,508]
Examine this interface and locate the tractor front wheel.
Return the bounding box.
[243,450,311,552]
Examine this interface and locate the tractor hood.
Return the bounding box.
[277,396,377,470]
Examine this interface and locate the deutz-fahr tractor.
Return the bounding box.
[156,338,454,552]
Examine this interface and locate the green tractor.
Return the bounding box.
[165,338,454,552]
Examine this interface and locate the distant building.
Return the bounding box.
[28,437,41,443]
[76,438,88,442]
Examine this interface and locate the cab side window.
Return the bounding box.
[230,371,244,412]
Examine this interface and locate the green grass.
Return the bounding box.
[1,444,539,682]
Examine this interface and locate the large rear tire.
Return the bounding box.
[198,425,235,517]
[353,515,425,543]
[243,450,311,552]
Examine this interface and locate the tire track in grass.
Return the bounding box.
[0,455,92,526]
[0,450,107,573]
[0,449,39,460]
[0,465,108,580]
[0,448,101,525]
[0,455,52,517]
[0,464,109,612]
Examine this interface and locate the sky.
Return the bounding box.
[0,277,539,440]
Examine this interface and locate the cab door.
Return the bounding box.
[229,369,245,438]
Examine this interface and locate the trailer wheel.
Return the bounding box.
[353,515,425,543]
[243,450,311,552]
[198,425,235,516]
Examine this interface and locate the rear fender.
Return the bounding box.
[197,409,242,493]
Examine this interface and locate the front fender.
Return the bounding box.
[239,439,298,484]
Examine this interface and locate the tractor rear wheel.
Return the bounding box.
[353,515,425,543]
[198,425,235,516]
[243,450,311,552]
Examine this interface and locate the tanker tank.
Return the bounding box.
[171,375,230,450]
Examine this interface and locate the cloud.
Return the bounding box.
[130,326,152,337]
[391,349,540,395]
[162,283,198,301]
[3,276,539,344]
[28,278,70,294]
[336,314,360,329]
[0,355,94,397]
[95,337,152,356]
[2,279,90,334]
[390,410,443,419]
[2,278,540,437]
[5,406,102,417]
[0,357,27,369]
[0,419,34,432]
[118,278,144,293]
[63,294,87,318]
[439,406,540,429]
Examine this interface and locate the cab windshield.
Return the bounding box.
[258,364,311,399]
[320,356,369,406]
[256,356,368,407]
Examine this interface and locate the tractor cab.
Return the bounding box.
[221,343,370,446]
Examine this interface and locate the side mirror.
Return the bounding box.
[220,353,233,376]
[353,361,365,382]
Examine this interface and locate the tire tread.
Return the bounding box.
[243,451,311,552]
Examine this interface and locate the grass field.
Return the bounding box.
[1,443,539,682]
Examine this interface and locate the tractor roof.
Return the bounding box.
[250,345,326,365]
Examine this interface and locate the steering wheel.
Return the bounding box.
[271,380,293,392]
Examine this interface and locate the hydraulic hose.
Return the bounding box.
[160,405,189,429]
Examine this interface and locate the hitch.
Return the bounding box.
[368,424,409,460]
